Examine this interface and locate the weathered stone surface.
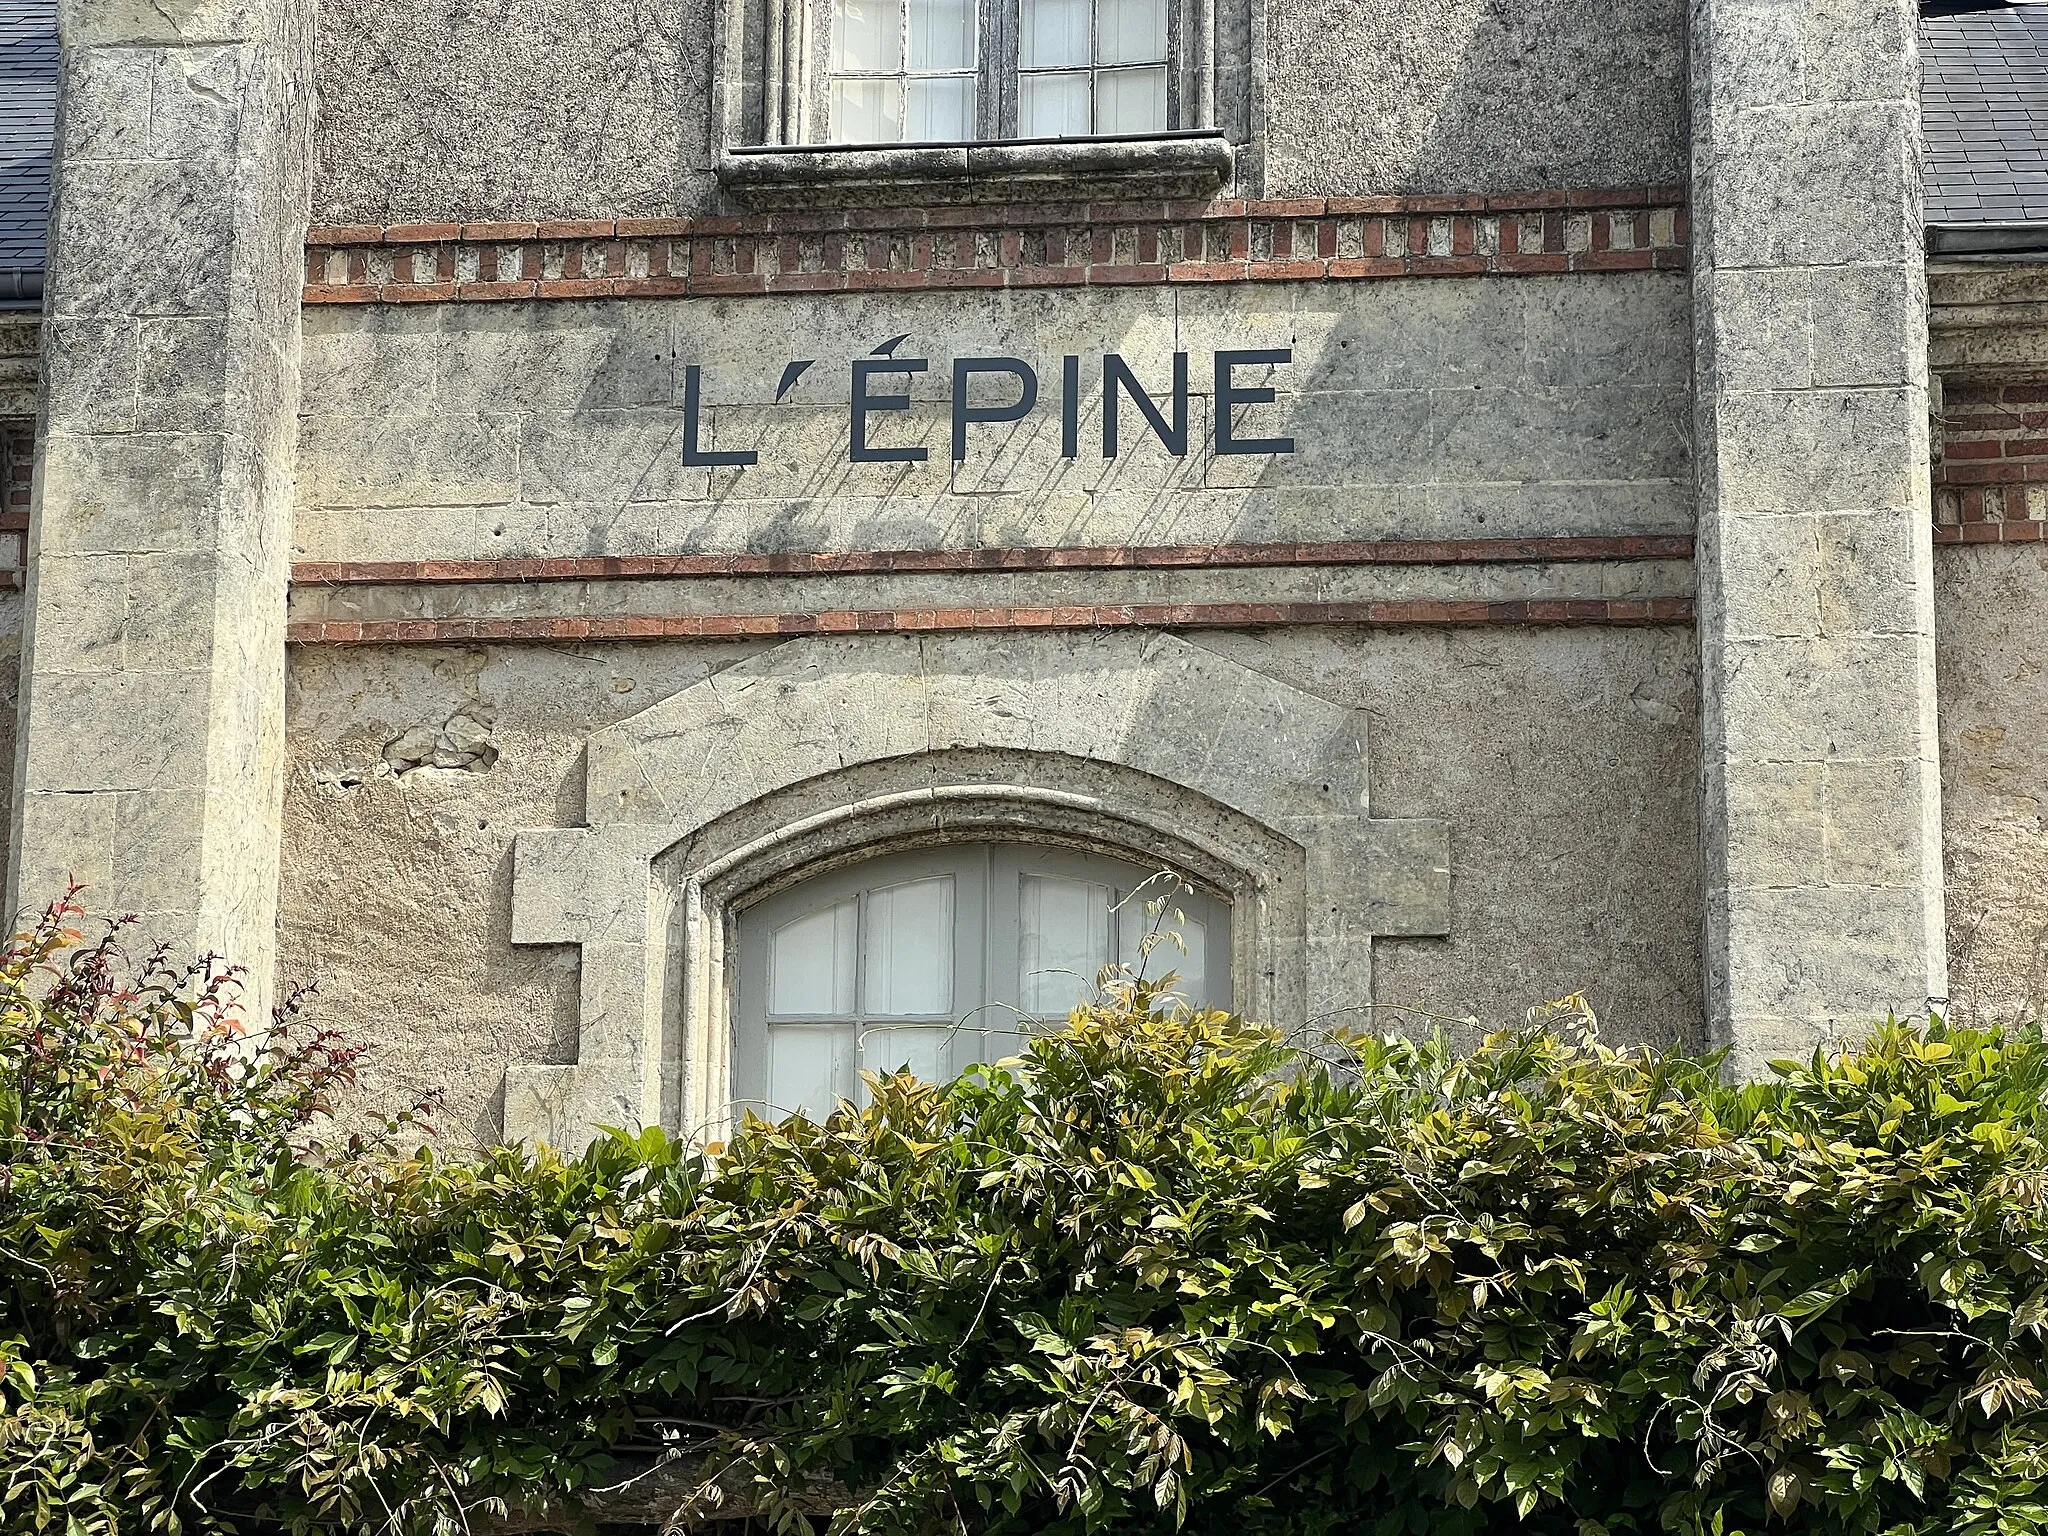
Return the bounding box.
[277,624,1697,1147]
[10,0,314,1025]
[309,0,1684,216]
[278,642,761,1150]
[496,629,1449,1148]
[294,276,1692,562]
[1262,0,1686,198]
[282,557,1697,631]
[311,0,715,224]
[1690,0,1946,1073]
[1932,546,2048,1029]
[0,319,40,420]
[1202,624,1703,1049]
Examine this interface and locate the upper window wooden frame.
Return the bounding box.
[711,0,1237,205]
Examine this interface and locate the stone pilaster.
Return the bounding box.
[8,0,314,1025]
[1691,0,1946,1073]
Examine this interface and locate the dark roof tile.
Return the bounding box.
[1923,1,2048,225]
[0,0,57,271]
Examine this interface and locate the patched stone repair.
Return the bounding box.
[383,709,497,775]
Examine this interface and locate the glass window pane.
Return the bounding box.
[768,1024,852,1121]
[832,76,903,142]
[860,1024,952,1087]
[905,74,974,140]
[1095,64,1166,133]
[770,898,857,1016]
[1019,70,1091,137]
[835,0,904,70]
[1020,0,1090,69]
[1020,875,1111,1016]
[863,877,955,1016]
[1097,0,1166,64]
[909,0,974,70]
[1119,897,1208,1004]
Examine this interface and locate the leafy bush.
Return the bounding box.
[5,895,2048,1536]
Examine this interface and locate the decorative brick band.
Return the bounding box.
[303,186,1689,305]
[1936,382,2048,535]
[290,534,1696,589]
[286,596,1695,645]
[1935,520,2048,545]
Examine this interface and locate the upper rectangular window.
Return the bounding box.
[1018,0,1166,138]
[717,0,1234,204]
[830,0,980,143]
[822,0,1173,144]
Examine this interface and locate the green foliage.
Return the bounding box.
[6,896,2048,1535]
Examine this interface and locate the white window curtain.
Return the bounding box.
[1019,0,1167,137]
[734,843,1228,1122]
[825,0,1171,143]
[830,0,979,141]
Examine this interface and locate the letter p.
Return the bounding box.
[952,357,1039,462]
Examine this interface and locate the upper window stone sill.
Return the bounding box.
[717,130,1233,208]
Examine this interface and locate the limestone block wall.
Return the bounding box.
[278,625,1702,1146]
[0,329,38,903]
[280,191,1702,1142]
[0,418,30,582]
[313,0,715,228]
[1261,0,1686,200]
[290,267,1692,566]
[1934,543,2048,1027]
[1928,270,2048,1026]
[10,0,315,1022]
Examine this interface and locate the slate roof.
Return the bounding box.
[0,0,57,274]
[1923,1,2048,230]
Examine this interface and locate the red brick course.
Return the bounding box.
[303,187,1690,306]
[1936,382,2048,535]
[286,596,1695,646]
[1934,520,2048,545]
[290,534,1695,589]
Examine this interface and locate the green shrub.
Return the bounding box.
[4,894,2048,1536]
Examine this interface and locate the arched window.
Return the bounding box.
[733,842,1230,1121]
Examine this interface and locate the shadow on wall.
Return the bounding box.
[312,0,716,226]
[1262,0,1689,198]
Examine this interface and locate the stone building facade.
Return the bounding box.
[0,0,2030,1149]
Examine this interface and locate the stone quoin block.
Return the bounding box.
[1690,0,1945,1072]
[9,0,316,1027]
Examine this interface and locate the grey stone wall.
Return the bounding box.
[1202,625,1703,1048]
[12,0,314,1023]
[294,275,1691,563]
[313,0,717,226]
[278,640,756,1147]
[1261,0,1687,199]
[1918,273,2048,1028]
[1934,546,2048,1028]
[309,0,1687,223]
[1688,0,1947,1073]
[279,626,1701,1142]
[0,592,23,865]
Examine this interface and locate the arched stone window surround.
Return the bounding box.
[505,631,1449,1150]
[666,757,1302,1140]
